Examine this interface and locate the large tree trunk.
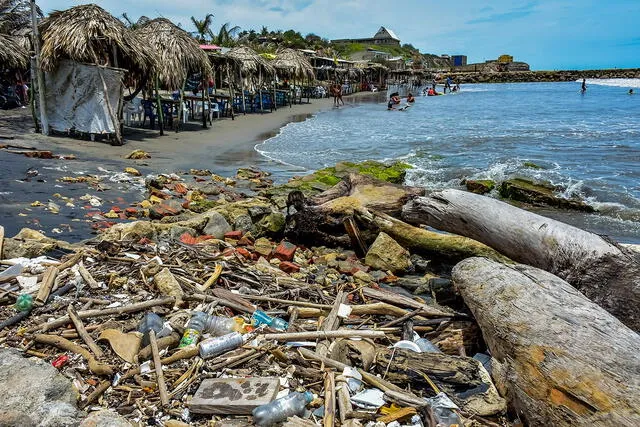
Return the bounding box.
[452,257,640,426]
[403,189,640,331]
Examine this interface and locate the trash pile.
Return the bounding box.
[0,164,511,427]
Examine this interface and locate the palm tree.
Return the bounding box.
[0,0,41,34]
[120,13,150,30]
[211,22,240,47]
[190,13,214,43]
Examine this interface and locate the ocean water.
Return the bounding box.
[256,80,640,243]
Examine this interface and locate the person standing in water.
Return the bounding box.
[581,78,587,93]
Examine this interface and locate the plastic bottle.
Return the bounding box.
[179,311,208,348]
[414,333,441,353]
[251,309,289,331]
[137,312,164,347]
[252,391,313,427]
[427,392,462,427]
[14,294,33,312]
[199,332,246,359]
[202,314,245,336]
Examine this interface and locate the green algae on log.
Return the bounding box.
[499,178,595,212]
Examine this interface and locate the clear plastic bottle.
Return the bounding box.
[137,312,164,347]
[202,315,245,336]
[179,311,208,348]
[199,332,246,359]
[414,333,441,353]
[251,309,289,331]
[252,391,313,427]
[428,392,462,427]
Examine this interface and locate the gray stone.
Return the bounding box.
[247,205,272,219]
[80,410,132,427]
[0,348,80,427]
[234,214,254,234]
[203,211,232,239]
[364,232,412,274]
[189,377,280,415]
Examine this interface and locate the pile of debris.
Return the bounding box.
[1,161,639,427]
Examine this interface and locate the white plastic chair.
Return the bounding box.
[124,97,143,126]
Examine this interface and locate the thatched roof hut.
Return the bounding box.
[0,33,29,69]
[38,4,154,76]
[271,48,314,80]
[226,46,275,77]
[134,18,211,88]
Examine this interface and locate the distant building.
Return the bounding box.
[451,55,467,67]
[350,48,392,61]
[331,26,401,47]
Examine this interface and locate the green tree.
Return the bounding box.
[190,13,214,43]
[211,22,240,47]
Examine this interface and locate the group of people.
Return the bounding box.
[0,76,29,110]
[581,78,635,95]
[387,92,415,110]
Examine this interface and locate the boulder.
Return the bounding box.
[0,348,80,427]
[203,212,232,239]
[2,228,77,259]
[463,179,495,194]
[365,232,412,274]
[234,214,254,234]
[499,178,595,212]
[149,199,184,219]
[256,212,286,236]
[80,410,132,427]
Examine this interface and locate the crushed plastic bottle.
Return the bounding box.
[14,294,34,312]
[179,311,207,348]
[199,332,246,359]
[251,309,289,331]
[252,391,313,426]
[137,312,164,347]
[426,392,462,427]
[201,314,246,336]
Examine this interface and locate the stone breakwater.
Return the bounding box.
[447,68,640,84]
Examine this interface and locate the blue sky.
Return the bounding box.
[38,0,640,70]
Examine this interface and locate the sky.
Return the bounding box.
[37,0,640,70]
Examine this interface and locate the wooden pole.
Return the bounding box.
[67,305,103,358]
[201,77,207,129]
[239,68,246,115]
[273,71,277,111]
[97,67,122,145]
[324,372,336,427]
[177,77,187,133]
[225,65,235,120]
[262,329,384,342]
[30,0,48,135]
[35,266,58,304]
[150,330,170,406]
[154,77,164,136]
[258,68,264,114]
[0,225,4,259]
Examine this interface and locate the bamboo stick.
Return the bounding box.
[78,262,99,289]
[67,305,103,358]
[324,372,336,427]
[35,266,58,304]
[150,330,170,406]
[34,334,113,375]
[336,376,354,423]
[263,329,384,342]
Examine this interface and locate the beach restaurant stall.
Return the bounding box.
[271,48,316,103]
[35,4,154,145]
[225,46,275,114]
[134,18,212,133]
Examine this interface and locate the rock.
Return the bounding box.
[273,241,297,262]
[353,270,375,284]
[125,149,150,160]
[124,167,141,176]
[149,199,184,219]
[80,410,133,426]
[247,205,273,219]
[198,183,221,196]
[2,228,76,259]
[464,179,496,194]
[499,177,595,212]
[365,232,412,274]
[0,348,80,427]
[256,212,286,236]
[202,211,232,239]
[233,214,254,234]
[190,377,279,415]
[253,237,274,257]
[410,254,430,273]
[279,261,300,274]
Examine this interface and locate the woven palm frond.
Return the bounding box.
[271,48,314,80]
[0,32,29,69]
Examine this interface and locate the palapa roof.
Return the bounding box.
[0,33,29,69]
[135,18,212,88]
[38,4,155,75]
[226,46,275,76]
[271,48,314,80]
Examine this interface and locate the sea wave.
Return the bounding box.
[580,78,640,88]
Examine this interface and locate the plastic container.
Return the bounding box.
[179,311,208,348]
[427,392,462,427]
[202,314,245,336]
[137,312,164,347]
[252,391,313,426]
[199,332,245,359]
[14,294,34,312]
[251,309,289,331]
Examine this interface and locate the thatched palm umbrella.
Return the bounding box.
[226,46,275,113]
[272,48,315,103]
[135,18,212,132]
[38,4,154,76]
[0,33,29,69]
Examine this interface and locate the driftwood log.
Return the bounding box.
[453,257,640,426]
[403,189,640,330]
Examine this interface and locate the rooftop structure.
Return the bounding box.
[331,26,401,47]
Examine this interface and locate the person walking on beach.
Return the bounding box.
[581,78,587,93]
[331,83,344,107]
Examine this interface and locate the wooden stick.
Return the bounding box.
[67,305,103,358]
[150,330,170,406]
[78,262,100,289]
[362,287,453,317]
[336,377,354,423]
[185,293,252,314]
[263,330,384,342]
[241,294,331,310]
[380,307,428,328]
[56,251,83,271]
[32,297,175,332]
[35,266,59,304]
[0,225,4,259]
[197,264,222,292]
[120,347,199,382]
[34,334,113,376]
[343,216,367,258]
[324,371,336,427]
[317,290,346,357]
[80,380,111,409]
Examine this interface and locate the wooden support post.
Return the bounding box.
[154,77,164,136]
[67,305,103,358]
[177,77,187,133]
[273,72,277,111]
[35,266,58,304]
[226,66,235,120]
[30,0,48,135]
[239,68,246,115]
[97,67,122,145]
[201,77,207,129]
[150,330,170,406]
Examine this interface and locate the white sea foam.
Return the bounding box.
[580,78,640,88]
